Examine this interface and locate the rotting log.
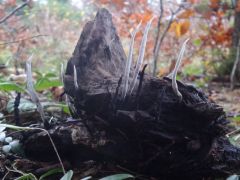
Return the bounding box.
[22,8,240,179]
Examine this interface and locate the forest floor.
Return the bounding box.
[207,82,240,126]
[0,79,240,179]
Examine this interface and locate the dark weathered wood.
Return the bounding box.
[64,8,125,95]
[22,8,240,179]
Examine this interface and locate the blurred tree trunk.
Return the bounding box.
[232,1,240,47]
[230,0,240,89]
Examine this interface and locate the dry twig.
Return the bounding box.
[0,1,29,24]
[153,4,183,76]
[0,35,48,46]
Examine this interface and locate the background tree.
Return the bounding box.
[231,0,240,88]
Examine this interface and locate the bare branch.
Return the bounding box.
[0,1,29,24]
[152,4,183,76]
[0,34,48,46]
[122,21,142,100]
[230,40,240,90]
[129,17,154,94]
[153,0,163,54]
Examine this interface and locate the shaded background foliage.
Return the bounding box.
[0,0,240,89]
[1,0,239,80]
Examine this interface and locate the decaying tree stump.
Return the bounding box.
[23,8,240,179]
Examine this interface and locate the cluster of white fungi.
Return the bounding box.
[121,17,189,101]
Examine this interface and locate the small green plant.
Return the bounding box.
[60,170,73,180]
[39,168,63,180]
[34,72,62,91]
[227,174,239,180]
[0,82,25,93]
[99,174,134,180]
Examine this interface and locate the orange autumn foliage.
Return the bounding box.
[129,10,153,24]
[169,20,190,37]
[177,9,195,19]
[236,1,240,12]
